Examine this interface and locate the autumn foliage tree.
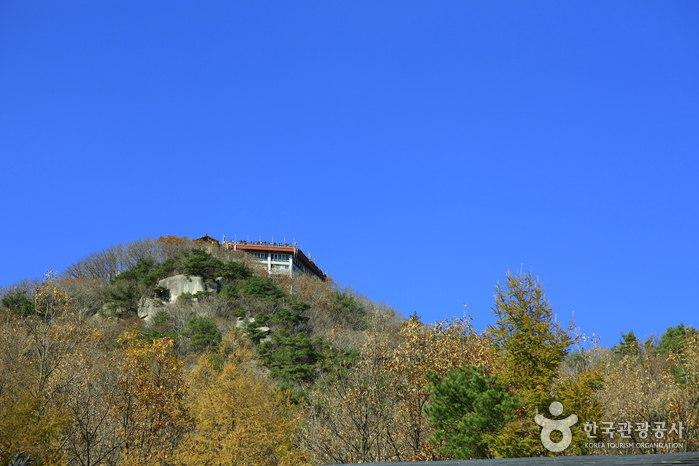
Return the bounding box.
[667,334,699,451]
[486,270,602,457]
[598,349,675,455]
[0,313,70,466]
[0,272,103,466]
[156,235,191,259]
[175,331,308,466]
[7,236,699,464]
[300,312,496,464]
[116,329,191,465]
[386,316,496,461]
[300,312,399,464]
[597,331,699,455]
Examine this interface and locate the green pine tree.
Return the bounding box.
[1,291,35,316]
[486,270,575,457]
[658,324,696,357]
[612,331,640,357]
[235,277,285,301]
[258,330,320,382]
[182,249,225,280]
[182,316,222,350]
[424,365,520,459]
[658,324,698,383]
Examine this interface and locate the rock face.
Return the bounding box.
[136,275,225,324]
[135,274,273,343]
[235,316,269,333]
[138,296,165,322]
[236,317,271,342]
[157,274,218,301]
[214,276,229,291]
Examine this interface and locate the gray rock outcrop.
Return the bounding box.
[138,296,166,322]
[158,274,205,301]
[235,317,271,342]
[136,275,224,324]
[157,274,218,301]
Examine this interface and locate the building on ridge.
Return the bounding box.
[220,235,326,281]
[192,234,220,253]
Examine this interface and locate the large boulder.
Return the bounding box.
[157,274,216,302]
[215,276,229,290]
[136,274,222,324]
[236,317,271,342]
[236,316,250,328]
[236,316,270,331]
[138,296,165,322]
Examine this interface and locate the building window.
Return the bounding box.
[255,252,268,260]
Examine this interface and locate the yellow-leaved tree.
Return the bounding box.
[175,330,308,466]
[667,334,699,451]
[116,329,191,465]
[387,315,496,461]
[486,270,602,458]
[0,271,102,466]
[300,312,496,464]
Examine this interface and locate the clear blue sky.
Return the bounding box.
[2,1,697,347]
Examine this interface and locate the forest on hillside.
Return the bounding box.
[1,236,697,465]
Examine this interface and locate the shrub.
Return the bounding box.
[177,291,213,301]
[183,317,222,350]
[218,284,238,300]
[236,277,284,301]
[182,249,224,281]
[221,261,252,280]
[331,292,368,330]
[271,308,305,329]
[1,292,34,316]
[243,315,272,344]
[112,257,158,287]
[141,310,177,343]
[258,330,320,382]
